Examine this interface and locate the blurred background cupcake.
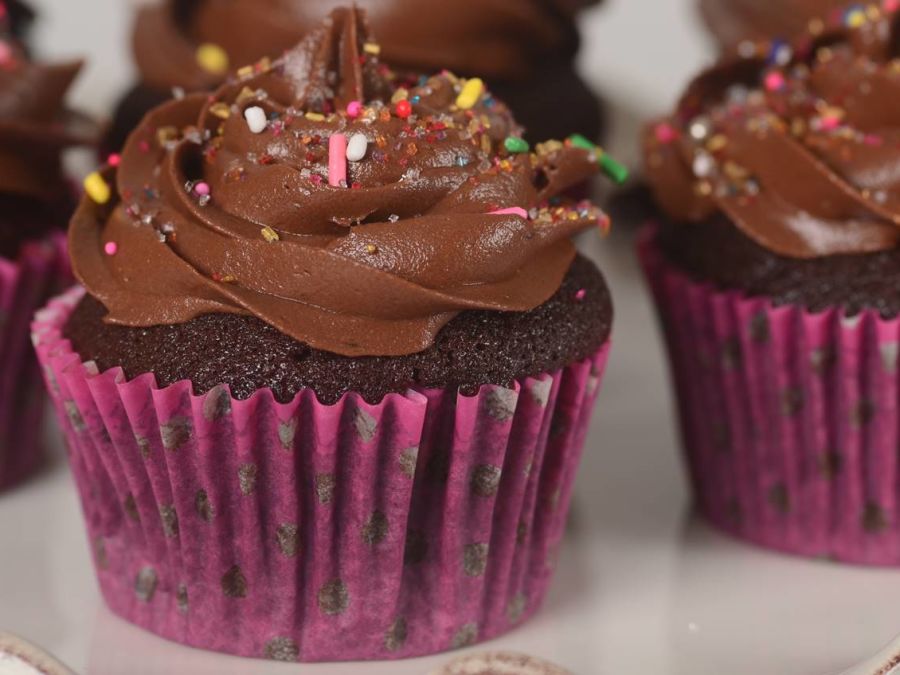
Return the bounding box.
[0,0,93,489]
[698,0,849,49]
[35,7,618,661]
[102,0,606,155]
[640,3,900,564]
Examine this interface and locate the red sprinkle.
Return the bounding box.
[395,100,412,118]
[107,153,121,167]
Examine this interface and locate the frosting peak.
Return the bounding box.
[645,2,900,259]
[0,2,93,197]
[72,7,612,357]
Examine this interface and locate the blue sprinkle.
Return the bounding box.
[411,95,421,104]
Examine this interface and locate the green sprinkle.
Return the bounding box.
[504,136,530,154]
[568,133,595,152]
[600,154,629,184]
[568,133,629,185]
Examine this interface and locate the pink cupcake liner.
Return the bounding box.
[0,232,69,490]
[639,226,900,565]
[32,286,610,662]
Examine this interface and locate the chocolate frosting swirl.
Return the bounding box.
[72,8,609,357]
[699,0,847,48]
[0,1,93,198]
[644,3,900,259]
[133,0,597,93]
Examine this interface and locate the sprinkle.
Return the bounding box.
[597,214,611,235]
[844,5,867,27]
[0,41,13,65]
[260,226,280,243]
[346,100,362,118]
[328,133,348,186]
[654,123,678,144]
[391,88,409,104]
[365,244,378,254]
[236,65,254,79]
[575,288,586,302]
[764,71,786,91]
[84,172,111,204]
[363,42,381,55]
[194,182,211,197]
[107,153,121,167]
[210,102,231,119]
[305,112,325,122]
[568,133,596,152]
[489,207,528,218]
[243,106,267,134]
[395,100,412,118]
[456,78,484,110]
[346,133,368,162]
[689,118,711,140]
[103,241,117,256]
[568,134,630,184]
[504,136,530,154]
[886,0,900,11]
[196,43,229,75]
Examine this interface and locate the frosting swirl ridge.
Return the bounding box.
[645,3,900,259]
[72,8,609,357]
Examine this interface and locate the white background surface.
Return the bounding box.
[2,1,900,674]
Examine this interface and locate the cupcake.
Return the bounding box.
[34,7,618,661]
[0,1,93,489]
[102,0,604,155]
[699,0,850,49]
[640,4,900,564]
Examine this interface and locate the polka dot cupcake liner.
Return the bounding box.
[0,232,68,490]
[639,226,900,565]
[32,285,610,662]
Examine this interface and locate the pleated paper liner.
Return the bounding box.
[639,225,900,565]
[0,233,68,490]
[33,286,610,662]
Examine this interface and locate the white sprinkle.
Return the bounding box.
[689,117,711,141]
[692,152,715,177]
[346,133,368,162]
[244,106,267,134]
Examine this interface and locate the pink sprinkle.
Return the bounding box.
[346,100,362,118]
[0,41,13,65]
[194,182,211,196]
[107,153,121,167]
[328,133,348,187]
[764,71,785,91]
[103,241,118,256]
[575,288,586,302]
[820,116,840,131]
[885,0,899,11]
[864,134,884,146]
[138,140,150,153]
[489,207,528,218]
[655,122,678,144]
[597,214,611,235]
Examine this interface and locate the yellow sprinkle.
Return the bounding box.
[196,43,229,75]
[236,65,254,79]
[391,88,409,104]
[84,172,111,205]
[235,87,256,105]
[209,102,231,119]
[305,112,325,122]
[261,226,280,243]
[156,125,179,146]
[363,42,381,55]
[846,9,866,28]
[456,77,484,110]
[365,244,378,254]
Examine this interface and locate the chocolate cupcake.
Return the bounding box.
[0,1,92,489]
[699,0,851,49]
[640,3,900,564]
[34,7,618,660]
[102,0,604,156]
